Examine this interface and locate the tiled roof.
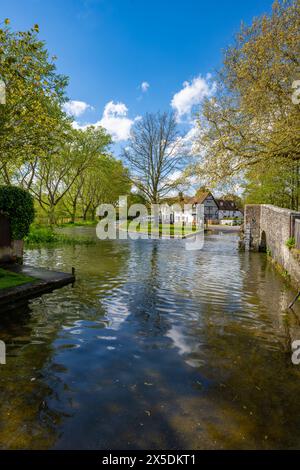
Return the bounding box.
[187,192,211,205]
[217,199,239,211]
[161,192,214,207]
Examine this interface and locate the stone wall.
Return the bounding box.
[0,215,24,264]
[0,246,12,264]
[0,241,24,264]
[244,204,300,287]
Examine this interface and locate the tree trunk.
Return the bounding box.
[91,207,97,221]
[71,202,77,224]
[82,201,92,221]
[48,206,56,226]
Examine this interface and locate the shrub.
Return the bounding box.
[25,224,96,246]
[0,186,35,239]
[25,225,59,244]
[285,237,295,250]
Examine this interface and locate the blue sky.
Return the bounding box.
[2,0,273,152]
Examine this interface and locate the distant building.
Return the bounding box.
[189,192,219,222]
[217,199,243,220]
[160,191,219,225]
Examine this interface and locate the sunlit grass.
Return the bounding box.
[57,220,98,228]
[120,221,198,236]
[0,268,35,290]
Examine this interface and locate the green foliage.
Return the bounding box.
[220,193,243,210]
[243,159,300,209]
[58,220,98,228]
[25,224,96,246]
[127,192,148,207]
[0,185,35,239]
[0,20,70,168]
[0,22,131,226]
[64,150,131,223]
[25,225,58,244]
[286,237,296,250]
[196,186,210,196]
[195,0,300,184]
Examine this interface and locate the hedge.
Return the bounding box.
[0,186,35,240]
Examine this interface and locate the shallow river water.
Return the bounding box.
[1,228,300,449]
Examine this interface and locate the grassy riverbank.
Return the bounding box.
[120,221,198,236]
[57,220,98,228]
[25,225,96,247]
[0,268,35,290]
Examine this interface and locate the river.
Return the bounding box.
[1,228,300,449]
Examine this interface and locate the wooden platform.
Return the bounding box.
[0,264,75,310]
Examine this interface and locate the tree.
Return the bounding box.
[127,192,148,207]
[243,158,300,210]
[0,20,131,226]
[14,126,111,224]
[195,0,300,184]
[0,102,72,187]
[0,20,70,170]
[123,112,187,203]
[78,156,131,221]
[196,186,211,195]
[220,193,243,209]
[58,127,113,223]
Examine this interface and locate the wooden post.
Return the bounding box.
[289,291,300,309]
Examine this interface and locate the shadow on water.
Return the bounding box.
[1,231,300,449]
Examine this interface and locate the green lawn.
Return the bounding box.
[0,268,35,290]
[57,220,98,228]
[120,221,198,236]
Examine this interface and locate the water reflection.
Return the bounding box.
[0,231,300,449]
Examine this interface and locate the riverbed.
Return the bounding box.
[1,228,300,449]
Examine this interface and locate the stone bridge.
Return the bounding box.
[244,204,300,287]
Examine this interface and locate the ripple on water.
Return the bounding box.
[1,231,300,449]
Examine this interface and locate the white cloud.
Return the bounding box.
[72,100,139,142]
[171,75,216,120]
[169,121,200,158]
[141,81,150,93]
[63,100,92,117]
[102,101,128,118]
[183,123,199,146]
[99,101,139,141]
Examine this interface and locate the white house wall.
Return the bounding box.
[203,196,219,220]
[218,210,243,219]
